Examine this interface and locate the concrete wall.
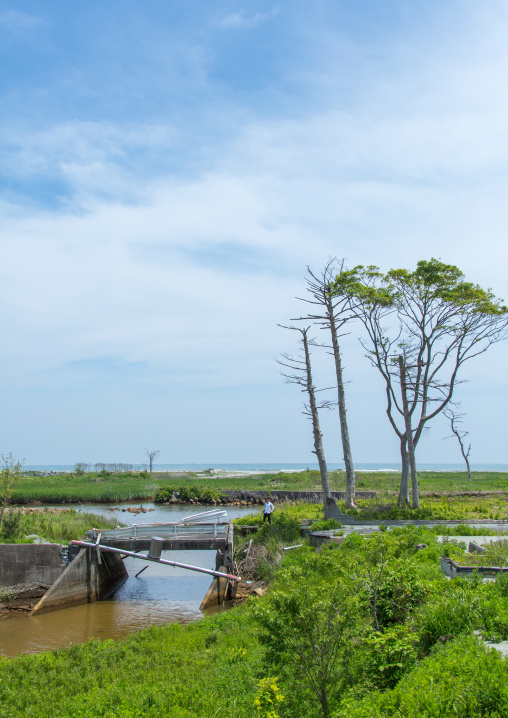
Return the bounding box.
[222,490,376,503]
[0,544,65,588]
[31,547,127,614]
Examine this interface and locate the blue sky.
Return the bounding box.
[1,1,508,465]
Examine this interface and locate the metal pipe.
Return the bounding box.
[70,540,241,581]
[283,544,304,551]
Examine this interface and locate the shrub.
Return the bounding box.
[0,510,22,541]
[253,514,301,547]
[335,635,508,718]
[154,485,226,504]
[414,584,495,653]
[362,625,418,689]
[311,518,342,531]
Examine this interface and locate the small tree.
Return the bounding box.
[0,454,24,530]
[253,562,362,718]
[444,408,472,481]
[277,325,334,511]
[144,449,160,474]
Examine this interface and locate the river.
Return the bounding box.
[0,503,257,659]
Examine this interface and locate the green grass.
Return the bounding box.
[342,495,508,521]
[0,509,119,544]
[0,607,263,718]
[10,469,508,530]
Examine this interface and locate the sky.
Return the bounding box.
[1,0,508,466]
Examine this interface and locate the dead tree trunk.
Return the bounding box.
[302,329,331,502]
[399,437,410,507]
[294,261,358,508]
[277,325,333,516]
[328,305,357,508]
[444,409,472,482]
[144,449,160,474]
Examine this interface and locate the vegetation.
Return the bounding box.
[154,485,226,504]
[3,524,508,716]
[2,523,508,716]
[11,468,508,505]
[0,509,119,544]
[0,454,23,529]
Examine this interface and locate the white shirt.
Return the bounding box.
[264,501,274,514]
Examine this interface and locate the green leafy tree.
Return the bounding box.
[253,562,364,718]
[0,453,24,530]
[333,258,508,507]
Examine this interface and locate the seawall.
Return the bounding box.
[0,544,66,589]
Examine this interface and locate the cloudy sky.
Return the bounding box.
[1,0,507,467]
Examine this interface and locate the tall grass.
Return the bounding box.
[0,509,119,544]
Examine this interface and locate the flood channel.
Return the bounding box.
[0,503,256,658]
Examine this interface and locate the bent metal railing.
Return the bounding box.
[92,509,230,542]
[96,521,229,541]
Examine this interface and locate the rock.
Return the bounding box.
[252,587,268,597]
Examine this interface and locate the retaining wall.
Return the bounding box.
[0,544,66,588]
[220,490,376,503]
[31,547,127,614]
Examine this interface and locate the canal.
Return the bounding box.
[0,503,256,658]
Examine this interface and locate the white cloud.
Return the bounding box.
[215,10,275,29]
[0,10,44,32]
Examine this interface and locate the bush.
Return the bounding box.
[414,584,495,653]
[253,514,301,547]
[154,485,226,504]
[362,625,418,689]
[336,635,508,718]
[310,518,342,531]
[0,510,22,541]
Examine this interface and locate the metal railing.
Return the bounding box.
[96,521,229,541]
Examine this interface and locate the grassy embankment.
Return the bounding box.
[2,520,508,717]
[0,509,118,544]
[12,468,508,501]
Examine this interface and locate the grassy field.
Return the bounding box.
[11,469,508,505]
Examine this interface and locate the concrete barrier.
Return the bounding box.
[31,547,127,614]
[440,555,508,579]
[0,544,66,589]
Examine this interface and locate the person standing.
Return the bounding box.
[263,498,274,523]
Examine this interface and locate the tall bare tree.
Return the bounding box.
[144,449,160,474]
[277,325,334,513]
[444,408,472,481]
[293,260,358,508]
[333,258,508,507]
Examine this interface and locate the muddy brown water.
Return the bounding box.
[0,503,257,658]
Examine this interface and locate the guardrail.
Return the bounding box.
[96,522,229,541]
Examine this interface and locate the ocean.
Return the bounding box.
[23,462,508,472]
